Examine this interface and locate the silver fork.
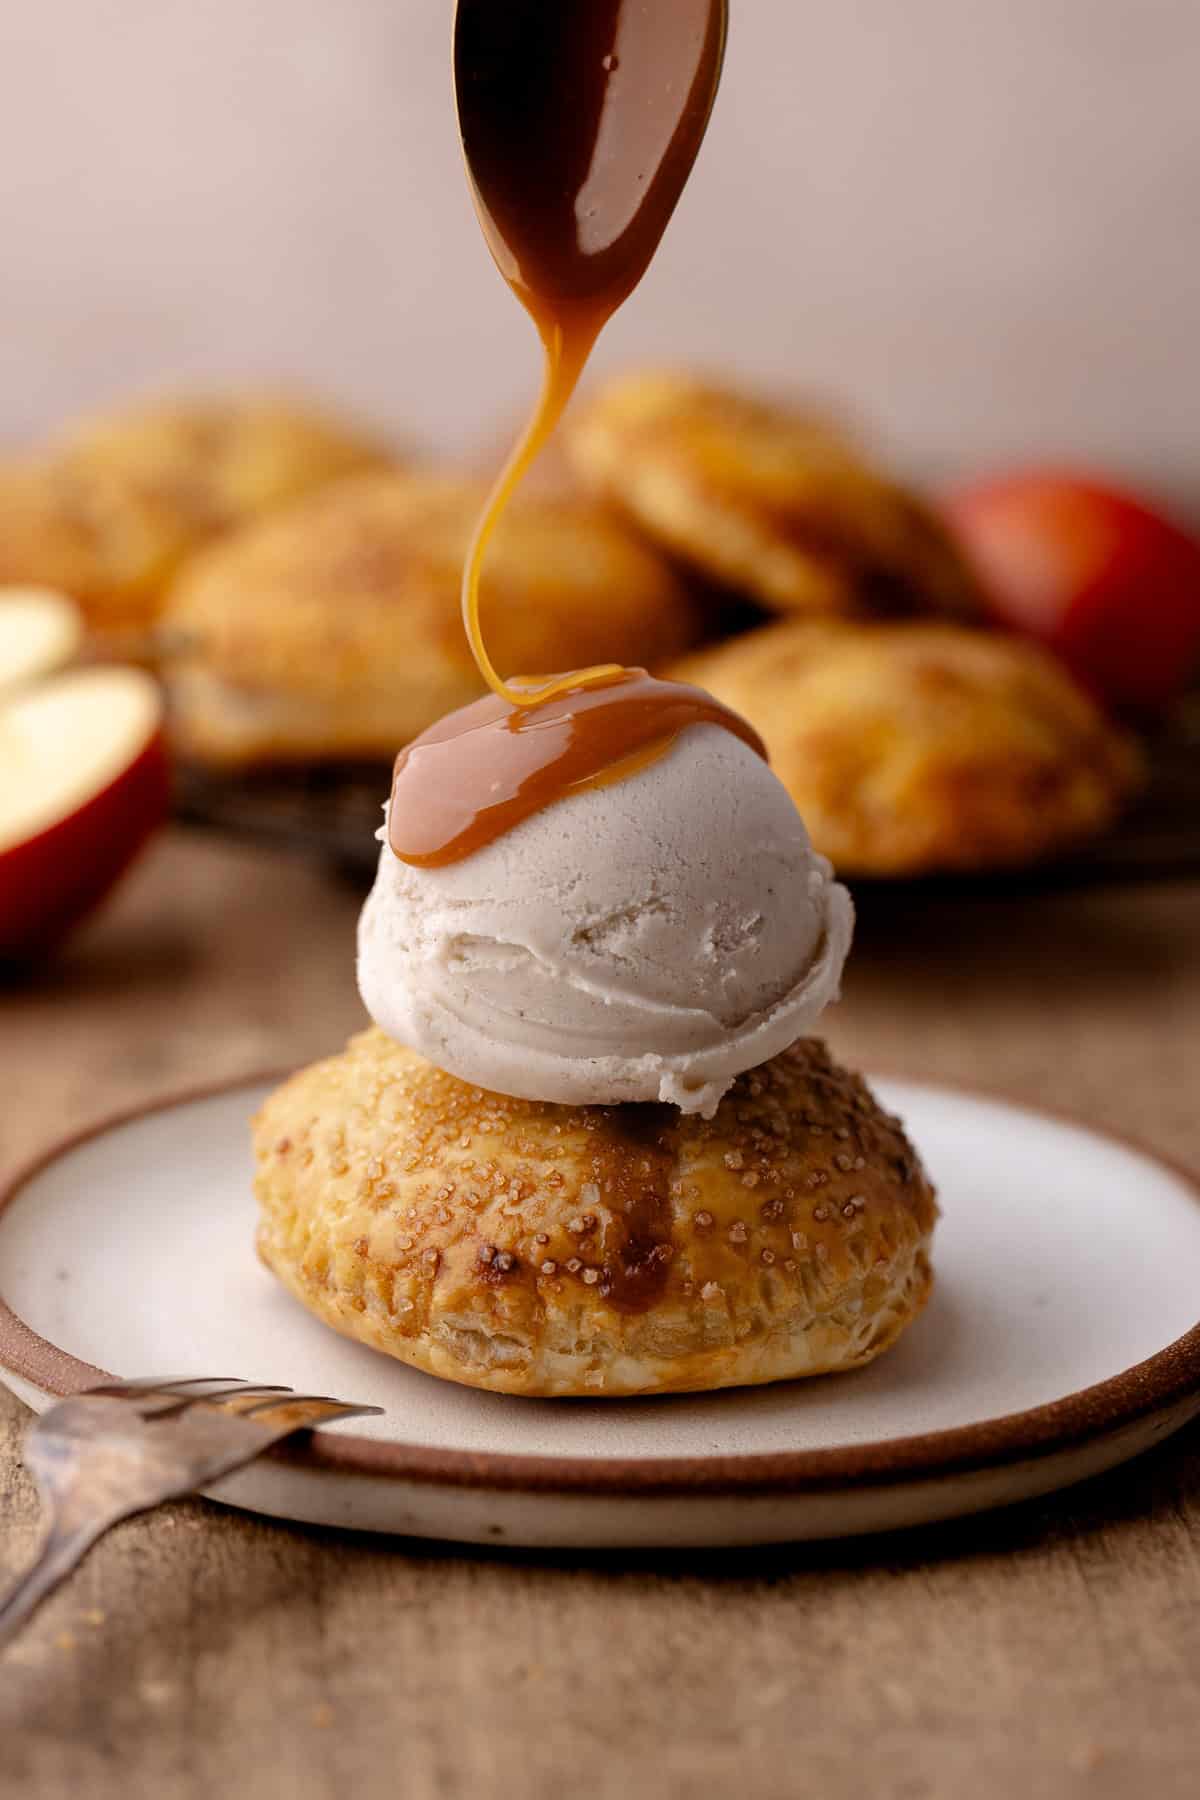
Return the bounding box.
[0,1377,382,1649]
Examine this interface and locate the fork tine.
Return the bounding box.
[297,1406,383,1425]
[133,1394,209,1421]
[86,1376,248,1396]
[134,1385,297,1423]
[237,1392,346,1415]
[237,1393,383,1420]
[80,1379,368,1422]
[183,1383,294,1404]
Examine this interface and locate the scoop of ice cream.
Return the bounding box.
[356,723,853,1116]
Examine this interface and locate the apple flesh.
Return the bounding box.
[0,587,84,694]
[0,666,169,958]
[942,472,1200,711]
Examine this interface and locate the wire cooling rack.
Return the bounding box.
[175,708,1200,896]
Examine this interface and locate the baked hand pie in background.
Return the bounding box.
[566,369,981,621]
[163,470,704,769]
[674,618,1142,877]
[0,391,391,638]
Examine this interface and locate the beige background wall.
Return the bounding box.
[0,1,1196,494]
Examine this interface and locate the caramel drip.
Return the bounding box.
[454,0,728,708]
[591,1103,679,1316]
[388,671,766,869]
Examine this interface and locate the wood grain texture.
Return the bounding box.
[1,830,1198,1799]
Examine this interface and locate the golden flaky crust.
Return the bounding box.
[675,619,1141,877]
[253,1030,937,1399]
[164,470,703,768]
[566,370,980,619]
[0,393,389,635]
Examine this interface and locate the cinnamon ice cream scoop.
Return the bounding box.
[357,722,853,1117]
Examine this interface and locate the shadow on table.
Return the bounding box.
[848,879,1190,1004]
[0,1411,1195,1760]
[173,1407,1200,1594]
[384,1411,1200,1581]
[0,920,202,1001]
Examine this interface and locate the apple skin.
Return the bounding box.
[942,472,1200,711]
[0,727,170,960]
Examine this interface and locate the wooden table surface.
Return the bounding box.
[1,829,1197,1799]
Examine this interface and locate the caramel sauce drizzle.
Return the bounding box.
[454,0,728,708]
[591,1102,679,1316]
[388,671,766,869]
[406,4,735,869]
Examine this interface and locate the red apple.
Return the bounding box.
[943,471,1200,711]
[0,587,84,693]
[0,666,169,959]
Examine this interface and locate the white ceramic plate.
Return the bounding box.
[1,1076,1198,1548]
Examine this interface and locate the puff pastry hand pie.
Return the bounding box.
[254,1029,937,1399]
[675,618,1141,876]
[0,392,390,636]
[567,369,979,620]
[165,471,703,768]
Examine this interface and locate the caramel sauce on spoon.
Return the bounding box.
[454,0,728,701]
[402,4,734,868]
[436,0,735,859]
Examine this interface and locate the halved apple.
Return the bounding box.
[0,666,169,958]
[0,587,84,694]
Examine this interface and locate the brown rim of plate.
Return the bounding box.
[0,1072,1197,1501]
